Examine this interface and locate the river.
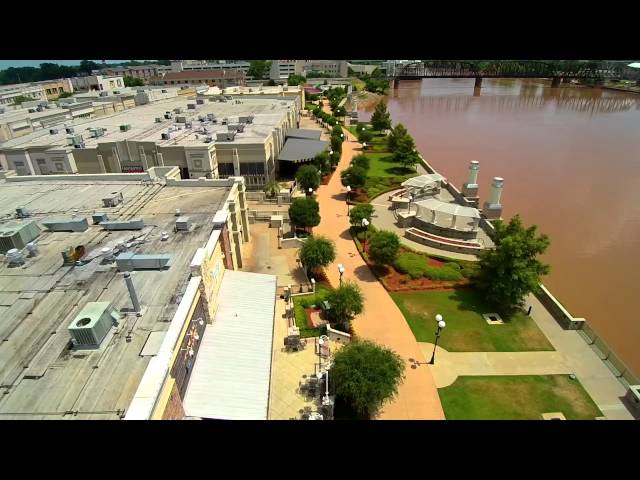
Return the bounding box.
[358,78,640,374]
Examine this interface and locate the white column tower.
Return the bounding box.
[483,177,504,220]
[462,160,480,202]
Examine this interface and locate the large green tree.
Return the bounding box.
[357,126,373,144]
[349,203,374,228]
[341,166,367,189]
[370,101,391,131]
[295,164,321,192]
[287,74,306,86]
[330,340,405,419]
[387,123,410,151]
[288,197,320,233]
[368,230,400,265]
[247,60,272,79]
[123,76,144,87]
[299,235,336,278]
[325,281,364,327]
[476,214,550,312]
[393,135,420,171]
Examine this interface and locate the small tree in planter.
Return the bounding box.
[325,281,364,331]
[387,123,409,151]
[295,164,321,193]
[349,203,374,228]
[341,166,367,189]
[330,340,405,419]
[299,235,336,279]
[288,197,320,235]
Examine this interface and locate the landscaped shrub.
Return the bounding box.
[394,252,428,279]
[351,154,370,171]
[423,266,464,281]
[446,262,461,271]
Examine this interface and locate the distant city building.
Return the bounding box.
[302,60,349,78]
[347,63,378,75]
[269,60,307,81]
[0,84,48,106]
[152,69,246,89]
[170,60,250,76]
[100,64,171,83]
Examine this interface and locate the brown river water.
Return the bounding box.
[359,78,640,374]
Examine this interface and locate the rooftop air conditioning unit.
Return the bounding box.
[120,124,131,132]
[68,302,120,349]
[175,116,186,123]
[175,216,191,231]
[92,213,109,224]
[215,131,236,142]
[155,117,163,123]
[185,122,192,129]
[115,252,172,271]
[102,192,124,207]
[174,108,182,114]
[187,103,196,109]
[221,118,228,125]
[0,221,42,254]
[203,136,213,143]
[99,91,109,97]
[161,132,170,140]
[28,108,36,113]
[228,124,245,132]
[164,112,173,119]
[206,113,216,121]
[49,128,59,135]
[100,219,145,231]
[66,127,75,134]
[73,143,85,149]
[196,98,205,104]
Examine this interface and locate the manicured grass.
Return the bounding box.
[390,288,554,352]
[293,283,332,338]
[365,153,415,178]
[438,375,603,420]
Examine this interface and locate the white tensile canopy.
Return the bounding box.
[401,174,445,190]
[414,197,481,231]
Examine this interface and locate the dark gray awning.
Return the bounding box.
[278,138,328,163]
[286,128,322,140]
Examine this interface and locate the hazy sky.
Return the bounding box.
[0,60,138,69]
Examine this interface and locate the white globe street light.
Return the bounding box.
[346,185,351,214]
[429,314,446,364]
[338,263,345,286]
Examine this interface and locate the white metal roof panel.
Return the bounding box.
[183,270,276,420]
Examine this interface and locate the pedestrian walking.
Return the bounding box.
[527,305,532,315]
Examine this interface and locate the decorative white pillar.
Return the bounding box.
[451,215,457,229]
[483,176,504,220]
[462,160,480,200]
[431,210,437,224]
[96,154,107,173]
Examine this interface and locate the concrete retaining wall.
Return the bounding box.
[534,284,585,330]
[281,237,305,249]
[405,228,482,255]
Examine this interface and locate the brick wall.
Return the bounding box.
[161,382,186,420]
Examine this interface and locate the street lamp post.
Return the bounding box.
[346,185,351,214]
[361,218,370,252]
[428,314,446,365]
[362,142,367,151]
[338,263,345,286]
[308,187,313,196]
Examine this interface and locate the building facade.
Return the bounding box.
[152,70,246,89]
[170,60,250,76]
[269,60,307,80]
[71,75,124,92]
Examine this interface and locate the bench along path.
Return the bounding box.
[314,117,445,420]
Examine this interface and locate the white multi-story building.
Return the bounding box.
[171,60,250,76]
[71,75,124,92]
[0,84,48,106]
[269,60,307,81]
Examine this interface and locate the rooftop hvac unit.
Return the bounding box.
[164,112,173,119]
[100,219,145,231]
[196,98,205,104]
[203,136,213,143]
[41,217,89,232]
[155,117,163,123]
[161,132,170,140]
[174,108,182,114]
[115,252,173,271]
[228,124,245,132]
[175,116,187,123]
[187,103,196,109]
[198,115,206,121]
[92,213,109,224]
[68,302,120,349]
[6,249,25,267]
[90,127,106,138]
[99,91,109,97]
[102,192,123,207]
[215,131,236,142]
[239,115,254,124]
[15,206,30,219]
[0,221,42,254]
[185,122,192,129]
[120,124,131,132]
[221,118,228,125]
[28,108,36,113]
[206,113,216,121]
[66,127,75,134]
[49,128,59,135]
[175,216,191,231]
[73,143,85,149]
[66,134,84,146]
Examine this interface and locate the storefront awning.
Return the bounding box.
[286,128,322,140]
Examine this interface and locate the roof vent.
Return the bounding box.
[175,216,192,231]
[6,249,25,267]
[115,252,173,271]
[68,302,120,349]
[49,128,59,135]
[92,213,109,224]
[40,217,89,232]
[120,124,131,132]
[102,192,123,207]
[100,219,145,231]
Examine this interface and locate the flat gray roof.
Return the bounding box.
[183,270,276,420]
[277,138,328,162]
[0,96,297,151]
[0,179,231,419]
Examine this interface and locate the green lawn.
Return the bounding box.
[438,375,603,420]
[293,283,332,338]
[390,288,553,352]
[365,153,415,178]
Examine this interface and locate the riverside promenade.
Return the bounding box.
[314,113,444,420]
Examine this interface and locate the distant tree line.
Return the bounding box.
[0,60,171,86]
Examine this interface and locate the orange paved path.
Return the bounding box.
[314,107,445,420]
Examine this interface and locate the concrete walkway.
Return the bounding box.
[525,293,634,420]
[419,343,571,388]
[314,111,445,420]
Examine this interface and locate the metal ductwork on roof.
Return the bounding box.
[115,252,172,271]
[41,217,89,232]
[100,219,145,231]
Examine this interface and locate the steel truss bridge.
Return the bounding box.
[390,61,640,82]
